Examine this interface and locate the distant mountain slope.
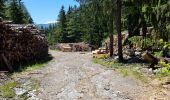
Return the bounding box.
[37,23,56,29]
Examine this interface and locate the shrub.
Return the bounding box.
[156,60,170,76]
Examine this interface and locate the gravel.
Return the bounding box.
[36,51,147,100]
[2,51,170,100]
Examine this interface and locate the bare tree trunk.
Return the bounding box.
[110,34,113,57]
[117,0,123,61]
[109,0,114,57]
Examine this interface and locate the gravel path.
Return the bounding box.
[23,51,169,100]
[33,51,142,100]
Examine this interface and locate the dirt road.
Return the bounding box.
[13,51,169,100]
[28,51,161,100]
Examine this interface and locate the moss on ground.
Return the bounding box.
[0,81,17,98]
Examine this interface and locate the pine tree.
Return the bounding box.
[66,6,81,42]
[20,2,34,24]
[0,0,6,18]
[57,6,67,42]
[9,0,25,24]
[117,0,123,61]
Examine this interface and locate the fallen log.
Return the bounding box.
[142,51,159,69]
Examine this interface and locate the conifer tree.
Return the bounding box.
[9,0,25,24]
[66,6,82,42]
[20,2,34,24]
[57,6,67,42]
[0,0,6,18]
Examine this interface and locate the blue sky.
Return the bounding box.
[23,0,79,24]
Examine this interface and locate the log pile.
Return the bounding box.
[71,42,90,52]
[92,48,107,54]
[57,42,90,52]
[0,18,48,71]
[59,44,72,52]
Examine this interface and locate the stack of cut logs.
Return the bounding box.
[0,18,48,72]
[58,42,90,52]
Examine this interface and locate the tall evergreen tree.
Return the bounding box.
[9,0,25,24]
[0,0,6,18]
[20,2,34,24]
[57,6,67,42]
[66,6,82,42]
[117,0,123,61]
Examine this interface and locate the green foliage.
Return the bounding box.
[0,0,33,24]
[45,0,170,59]
[47,32,57,45]
[8,0,26,24]
[20,2,34,24]
[162,41,170,57]
[156,62,170,77]
[154,51,163,58]
[66,6,82,42]
[128,36,163,50]
[142,38,155,49]
[128,36,143,47]
[46,0,117,47]
[0,0,6,18]
[57,6,67,43]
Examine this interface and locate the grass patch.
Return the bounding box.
[0,81,17,98]
[19,63,45,72]
[93,58,148,83]
[120,68,129,77]
[16,54,53,72]
[131,70,148,83]
[93,58,123,69]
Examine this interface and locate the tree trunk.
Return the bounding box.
[141,14,147,37]
[110,34,113,57]
[109,0,114,57]
[141,14,147,49]
[117,0,123,61]
[99,30,103,47]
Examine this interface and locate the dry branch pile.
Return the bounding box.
[0,18,48,71]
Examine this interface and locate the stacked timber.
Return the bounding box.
[0,18,48,71]
[59,44,72,52]
[71,42,90,52]
[57,42,90,52]
[92,48,107,54]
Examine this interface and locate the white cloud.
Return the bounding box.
[44,20,58,24]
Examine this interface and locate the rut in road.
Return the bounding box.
[31,51,156,100]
